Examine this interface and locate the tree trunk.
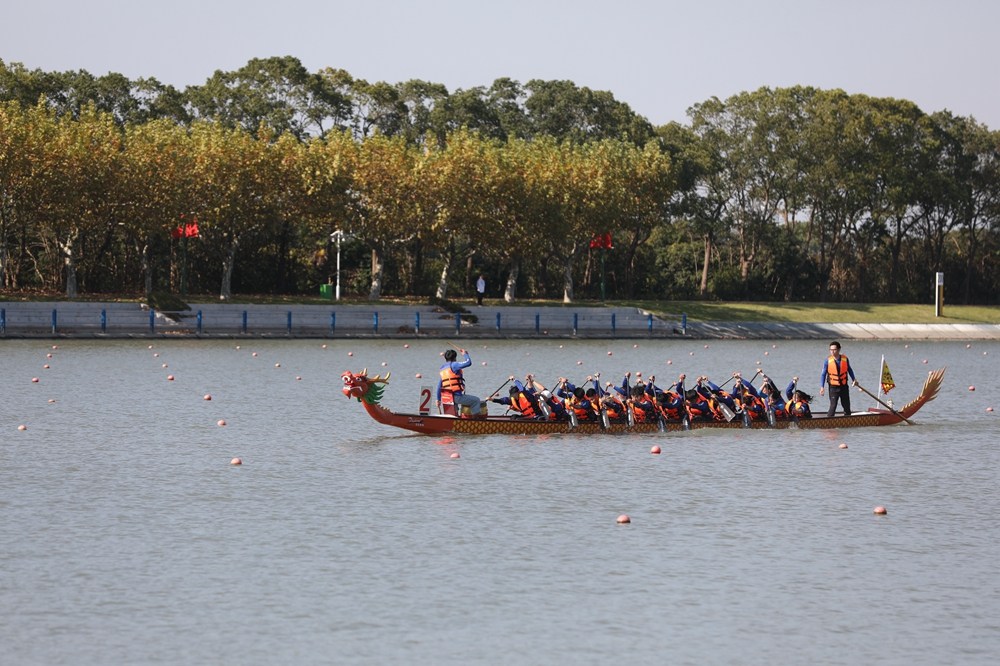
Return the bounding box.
[219,235,240,301]
[504,258,519,303]
[368,247,384,300]
[562,242,579,303]
[435,238,454,300]
[699,234,711,298]
[140,239,152,295]
[0,229,8,289]
[624,229,641,299]
[59,229,80,299]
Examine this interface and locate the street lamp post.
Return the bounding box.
[331,229,345,301]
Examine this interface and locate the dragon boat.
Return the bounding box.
[342,367,946,436]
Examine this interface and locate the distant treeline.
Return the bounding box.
[1,56,997,304]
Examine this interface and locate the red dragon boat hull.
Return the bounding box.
[342,368,945,437]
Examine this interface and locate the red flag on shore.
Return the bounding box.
[589,233,613,250]
[172,215,200,239]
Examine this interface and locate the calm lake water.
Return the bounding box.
[2,337,998,665]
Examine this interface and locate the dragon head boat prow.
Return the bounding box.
[342,369,391,403]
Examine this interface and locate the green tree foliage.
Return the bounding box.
[1,59,998,304]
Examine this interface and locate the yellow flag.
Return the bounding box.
[881,359,896,394]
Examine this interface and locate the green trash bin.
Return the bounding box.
[320,284,333,299]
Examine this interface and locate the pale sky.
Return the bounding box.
[4,0,998,129]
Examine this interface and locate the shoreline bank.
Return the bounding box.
[2,301,998,340]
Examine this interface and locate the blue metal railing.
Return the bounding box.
[0,306,687,337]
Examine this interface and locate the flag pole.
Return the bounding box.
[876,354,884,405]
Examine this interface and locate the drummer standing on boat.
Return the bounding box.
[437,348,483,415]
[819,341,858,416]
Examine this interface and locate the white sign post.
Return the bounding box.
[934,272,944,317]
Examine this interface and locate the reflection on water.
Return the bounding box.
[2,338,998,665]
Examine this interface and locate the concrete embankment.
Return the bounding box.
[1,301,998,340]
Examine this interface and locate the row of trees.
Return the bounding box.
[1,57,998,304]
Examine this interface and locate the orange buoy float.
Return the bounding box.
[987,407,994,413]
[873,506,888,515]
[969,386,976,391]
[839,443,848,449]
[31,377,39,383]
[204,394,212,401]
[415,373,422,379]
[616,514,631,524]
[43,364,50,369]
[18,424,27,431]
[230,457,242,465]
[450,452,460,459]
[217,419,227,427]
[651,445,661,455]
[167,375,175,381]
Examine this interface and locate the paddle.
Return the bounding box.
[788,377,800,425]
[619,373,636,428]
[593,373,610,429]
[704,374,744,422]
[556,377,583,428]
[647,375,668,433]
[732,370,762,428]
[535,376,556,420]
[855,381,915,425]
[488,376,514,400]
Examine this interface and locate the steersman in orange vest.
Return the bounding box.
[819,340,858,417]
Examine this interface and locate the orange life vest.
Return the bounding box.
[826,355,850,386]
[511,392,537,418]
[439,366,465,393]
[566,396,591,420]
[687,403,709,419]
[659,393,684,420]
[661,404,683,420]
[786,398,811,418]
[603,398,622,420]
[738,394,766,419]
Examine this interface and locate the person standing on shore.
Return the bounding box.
[819,341,858,416]
[476,274,486,306]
